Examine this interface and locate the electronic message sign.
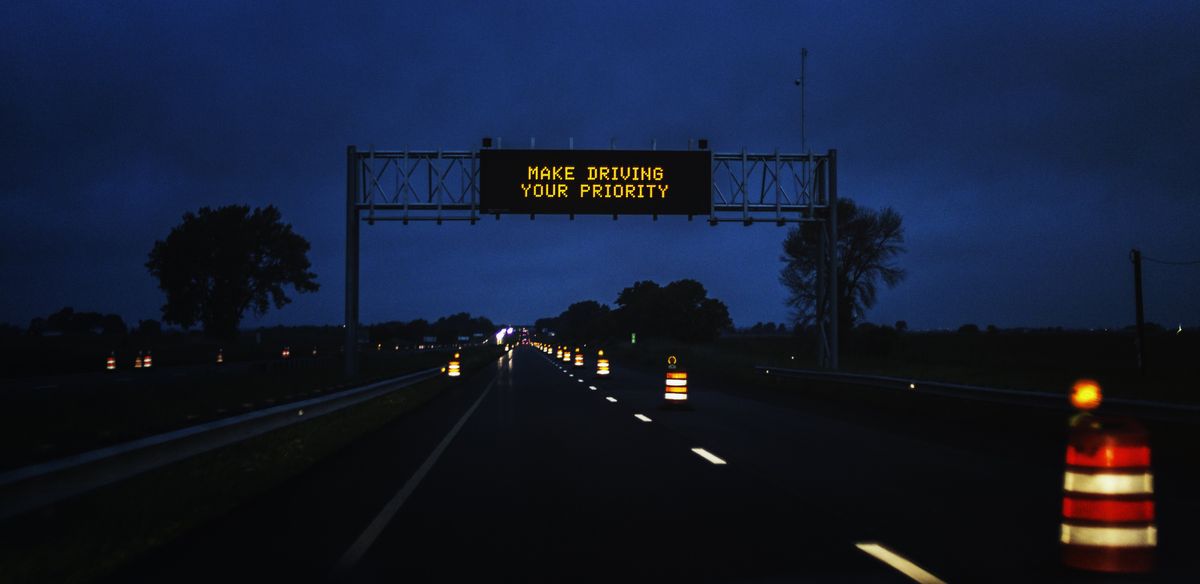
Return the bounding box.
[480,149,711,215]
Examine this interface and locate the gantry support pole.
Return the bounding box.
[816,210,828,368]
[828,148,839,370]
[345,145,360,378]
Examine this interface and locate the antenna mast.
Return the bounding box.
[799,48,808,153]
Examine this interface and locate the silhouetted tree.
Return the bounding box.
[534,316,560,334]
[612,279,731,341]
[958,323,980,334]
[749,322,771,334]
[35,307,126,335]
[370,315,496,345]
[894,320,909,333]
[146,205,319,340]
[614,280,668,335]
[136,319,162,337]
[556,300,612,342]
[780,198,906,332]
[429,313,495,342]
[27,317,46,336]
[661,279,732,341]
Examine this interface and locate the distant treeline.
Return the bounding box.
[534,279,732,344]
[17,307,161,338]
[369,312,497,345]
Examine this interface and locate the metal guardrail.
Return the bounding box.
[0,367,442,520]
[755,366,1200,421]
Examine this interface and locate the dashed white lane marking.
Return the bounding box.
[634,414,652,422]
[332,376,498,579]
[855,542,946,584]
[588,385,597,390]
[577,379,584,383]
[691,448,727,465]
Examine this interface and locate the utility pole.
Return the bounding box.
[1131,248,1146,375]
[345,145,360,378]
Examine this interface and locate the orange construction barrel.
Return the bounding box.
[106,352,116,371]
[1061,413,1156,573]
[595,350,610,377]
[447,352,461,378]
[663,355,688,406]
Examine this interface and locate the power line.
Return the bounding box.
[1142,255,1200,266]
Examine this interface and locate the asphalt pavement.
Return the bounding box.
[104,346,1200,583]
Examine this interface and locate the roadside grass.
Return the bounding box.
[0,349,465,471]
[607,330,1200,404]
[0,347,500,584]
[1,325,353,378]
[603,335,1200,473]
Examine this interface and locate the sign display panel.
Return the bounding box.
[480,149,711,215]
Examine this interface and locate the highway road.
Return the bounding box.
[105,345,1200,582]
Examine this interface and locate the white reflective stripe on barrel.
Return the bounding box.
[664,393,687,400]
[665,379,687,387]
[1063,471,1153,495]
[1060,523,1156,547]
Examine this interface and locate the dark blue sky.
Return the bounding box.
[3,1,1197,331]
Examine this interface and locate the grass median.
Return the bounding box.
[1,349,467,472]
[0,347,501,584]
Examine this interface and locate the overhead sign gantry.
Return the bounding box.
[344,140,839,374]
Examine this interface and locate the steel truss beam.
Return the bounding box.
[344,146,839,376]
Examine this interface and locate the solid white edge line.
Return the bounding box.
[855,542,946,584]
[332,376,498,580]
[691,448,727,465]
